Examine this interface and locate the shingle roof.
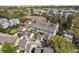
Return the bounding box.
[31,21,58,35]
[25,16,47,22]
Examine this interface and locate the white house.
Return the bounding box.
[33,9,49,15]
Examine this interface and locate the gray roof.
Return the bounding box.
[31,21,58,34]
[18,39,27,48]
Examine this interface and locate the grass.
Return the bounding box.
[9,28,18,35]
[0,25,18,35]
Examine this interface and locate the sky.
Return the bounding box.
[0,0,79,6]
[0,0,53,6]
[53,0,79,6]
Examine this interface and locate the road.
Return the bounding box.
[0,33,19,44]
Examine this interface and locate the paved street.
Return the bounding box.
[0,33,19,44]
[0,32,42,53]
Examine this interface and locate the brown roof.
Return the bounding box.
[25,16,47,22]
[18,23,29,31]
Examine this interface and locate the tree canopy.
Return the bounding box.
[47,35,75,53]
[71,17,79,37]
[2,41,18,53]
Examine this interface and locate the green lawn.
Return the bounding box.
[0,25,18,35]
[9,28,18,35]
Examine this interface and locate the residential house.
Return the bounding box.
[31,20,59,36]
[33,9,41,15]
[33,9,49,15]
[53,9,73,18]
[25,16,47,22]
[18,23,29,31]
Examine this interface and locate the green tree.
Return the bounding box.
[17,32,22,37]
[47,35,75,53]
[70,14,79,51]
[2,41,18,53]
[57,25,64,36]
[71,17,79,37]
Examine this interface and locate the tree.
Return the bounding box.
[46,16,59,23]
[57,25,64,36]
[17,33,22,37]
[47,35,75,53]
[71,17,79,37]
[2,41,18,53]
